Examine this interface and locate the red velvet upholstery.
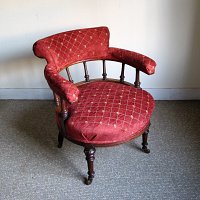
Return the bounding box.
[107,48,156,75]
[33,27,156,104]
[33,27,109,70]
[44,64,79,103]
[33,26,157,185]
[33,26,157,145]
[60,81,154,145]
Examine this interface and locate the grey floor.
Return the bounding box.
[0,100,200,200]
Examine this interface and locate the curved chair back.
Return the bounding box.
[33,27,110,71]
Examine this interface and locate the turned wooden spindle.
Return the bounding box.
[66,68,74,83]
[134,69,141,88]
[120,63,125,83]
[102,60,107,80]
[83,61,89,82]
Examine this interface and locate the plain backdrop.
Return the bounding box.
[0,0,200,99]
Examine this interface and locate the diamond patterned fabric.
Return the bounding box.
[107,47,156,75]
[33,27,110,103]
[33,26,109,71]
[33,26,156,104]
[44,64,79,103]
[64,81,155,145]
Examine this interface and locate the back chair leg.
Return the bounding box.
[84,145,96,185]
[58,131,64,148]
[142,125,150,153]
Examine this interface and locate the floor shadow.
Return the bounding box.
[13,101,56,150]
[126,140,144,153]
[10,100,84,180]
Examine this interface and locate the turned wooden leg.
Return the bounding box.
[142,126,150,153]
[84,145,96,185]
[58,131,64,148]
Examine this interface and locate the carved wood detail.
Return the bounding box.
[102,60,107,80]
[134,69,141,88]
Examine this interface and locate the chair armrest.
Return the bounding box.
[44,64,79,104]
[107,47,156,75]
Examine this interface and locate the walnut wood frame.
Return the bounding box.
[55,59,151,185]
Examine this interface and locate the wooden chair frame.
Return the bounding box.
[54,59,150,185]
[33,27,156,185]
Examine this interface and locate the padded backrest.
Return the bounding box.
[33,26,110,71]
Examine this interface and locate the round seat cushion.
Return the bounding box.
[65,81,155,145]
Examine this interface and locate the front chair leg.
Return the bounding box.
[84,145,96,185]
[58,131,64,148]
[142,126,150,153]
